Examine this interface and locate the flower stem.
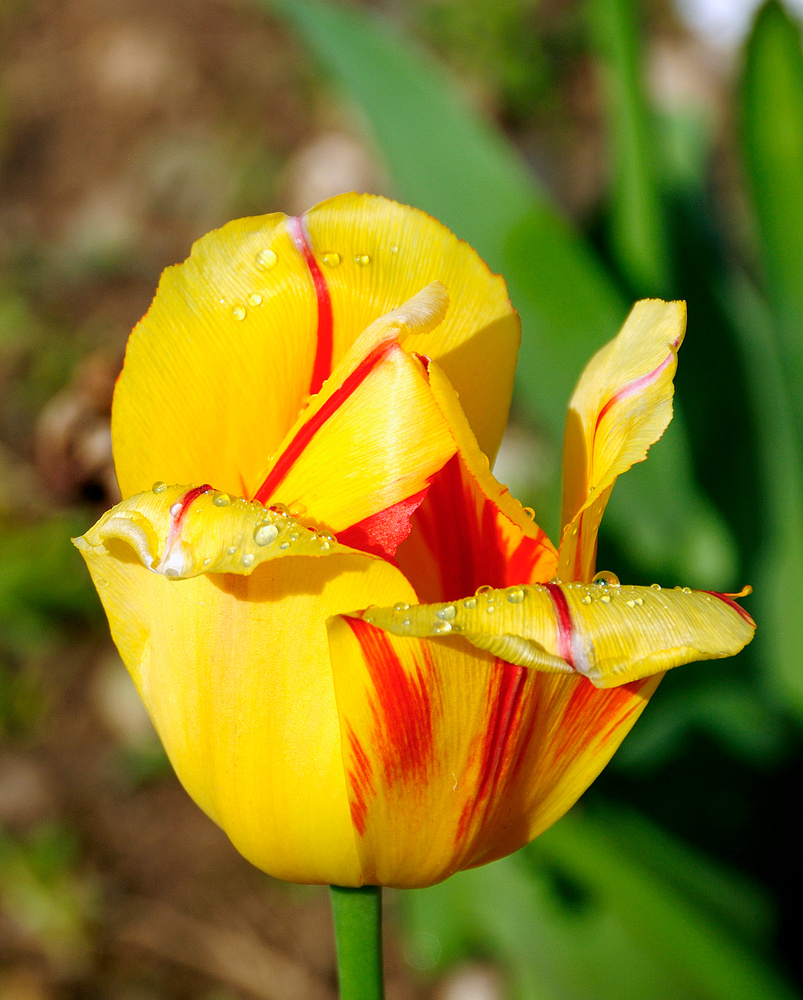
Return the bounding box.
[329,885,384,1000]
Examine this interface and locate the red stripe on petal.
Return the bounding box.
[594,351,674,434]
[545,584,576,667]
[254,338,397,504]
[551,676,652,761]
[164,484,213,553]
[288,214,333,397]
[346,619,435,786]
[339,487,430,559]
[456,659,528,844]
[346,729,373,837]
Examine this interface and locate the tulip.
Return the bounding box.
[75,193,754,892]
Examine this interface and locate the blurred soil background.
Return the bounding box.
[1,0,802,998]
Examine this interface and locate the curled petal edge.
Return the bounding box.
[355,580,755,689]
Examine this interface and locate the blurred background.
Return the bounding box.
[1,0,802,997]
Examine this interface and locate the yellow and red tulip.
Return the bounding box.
[75,193,754,889]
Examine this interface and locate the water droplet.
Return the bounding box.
[475,584,493,595]
[256,248,277,269]
[213,492,230,507]
[232,304,247,321]
[634,597,644,606]
[269,503,291,518]
[254,523,279,546]
[431,621,452,634]
[600,594,611,604]
[227,546,237,555]
[651,583,662,590]
[289,533,299,543]
[682,586,692,594]
[393,602,410,613]
[289,502,307,518]
[247,292,263,307]
[626,599,635,608]
[436,605,456,621]
[402,617,412,627]
[203,557,212,567]
[581,594,592,605]
[548,576,562,585]
[239,553,254,569]
[523,507,536,520]
[486,604,496,614]
[507,588,525,604]
[318,531,334,543]
[462,597,477,609]
[593,571,620,586]
[152,481,167,494]
[364,615,375,624]
[322,252,341,267]
[355,254,370,266]
[96,576,108,588]
[279,541,290,550]
[169,501,182,518]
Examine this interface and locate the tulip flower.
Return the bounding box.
[75,193,754,897]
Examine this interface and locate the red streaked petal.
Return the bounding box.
[327,615,658,888]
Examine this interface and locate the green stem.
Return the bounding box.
[329,885,384,1000]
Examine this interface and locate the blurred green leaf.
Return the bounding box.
[742,1,803,442]
[265,0,736,585]
[0,516,101,651]
[404,808,793,1000]
[586,0,671,295]
[724,275,803,715]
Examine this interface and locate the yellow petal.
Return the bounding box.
[327,615,658,888]
[74,484,417,885]
[396,359,558,602]
[113,194,519,499]
[558,300,686,582]
[251,283,457,535]
[359,580,755,689]
[304,192,520,462]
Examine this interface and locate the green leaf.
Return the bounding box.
[723,274,803,715]
[263,0,736,584]
[586,0,671,295]
[403,808,792,1000]
[742,1,803,442]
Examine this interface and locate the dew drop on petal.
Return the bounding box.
[203,557,212,567]
[355,254,370,266]
[431,621,452,634]
[475,584,493,595]
[393,602,410,613]
[651,583,662,590]
[593,570,620,586]
[507,587,525,604]
[600,594,611,604]
[523,507,536,520]
[96,577,108,588]
[436,605,456,621]
[241,553,255,568]
[213,492,230,507]
[231,304,247,321]
[247,292,263,307]
[256,248,277,269]
[462,597,477,609]
[279,541,290,550]
[322,252,341,267]
[581,594,592,605]
[626,599,635,608]
[402,617,412,627]
[390,245,399,253]
[254,523,278,546]
[169,502,182,518]
[152,481,167,494]
[634,597,644,606]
